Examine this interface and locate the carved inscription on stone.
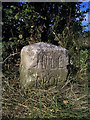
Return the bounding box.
[37,50,64,69]
[20,42,69,88]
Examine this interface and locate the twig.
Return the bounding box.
[52,31,64,47]
[3,80,23,97]
[61,74,71,90]
[18,103,29,109]
[10,29,14,37]
[1,52,20,64]
[2,97,29,109]
[70,83,78,101]
[76,95,87,101]
[70,83,82,108]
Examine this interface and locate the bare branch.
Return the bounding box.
[52,31,64,47]
[0,52,20,64]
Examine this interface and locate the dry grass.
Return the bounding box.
[2,73,89,119]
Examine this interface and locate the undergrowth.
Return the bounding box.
[2,70,89,120]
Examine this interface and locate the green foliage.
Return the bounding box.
[80,49,88,72]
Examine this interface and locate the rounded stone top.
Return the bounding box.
[22,42,67,54]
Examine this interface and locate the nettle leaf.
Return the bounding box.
[14,13,19,20]
[10,5,16,10]
[40,16,46,20]
[9,9,13,14]
[26,23,29,27]
[9,37,17,41]
[13,37,17,40]
[33,15,36,18]
[9,42,15,48]
[9,37,13,41]
[31,6,35,10]
[8,16,13,20]
[2,41,6,47]
[20,39,24,44]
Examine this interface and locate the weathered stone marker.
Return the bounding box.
[20,42,69,88]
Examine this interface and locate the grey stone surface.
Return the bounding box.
[20,42,69,88]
